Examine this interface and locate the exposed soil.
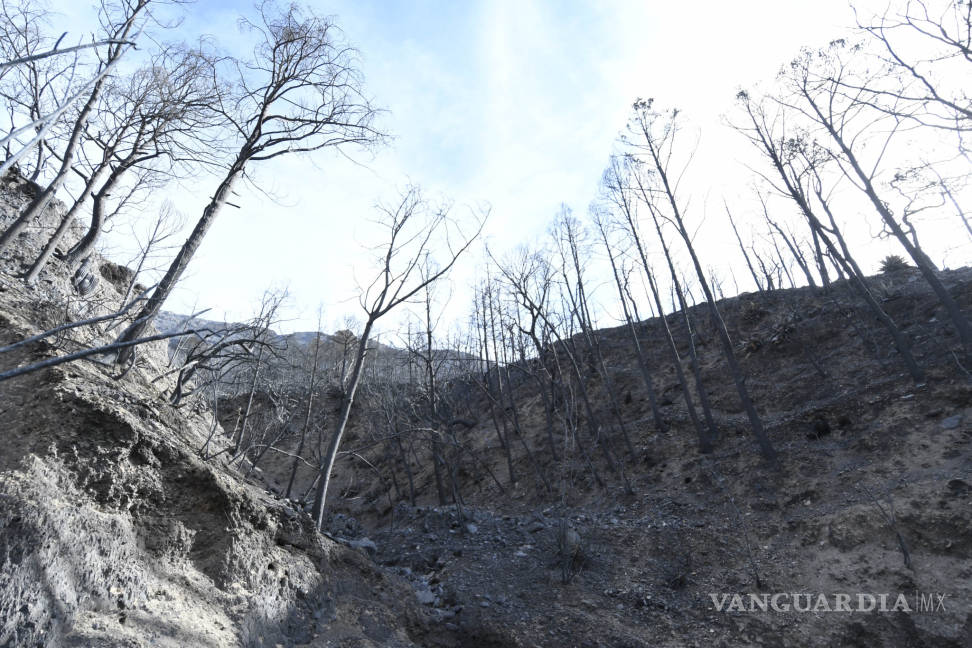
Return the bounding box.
[297,266,972,647]
[1,171,970,647]
[0,176,427,647]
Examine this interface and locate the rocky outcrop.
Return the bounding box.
[0,175,425,647]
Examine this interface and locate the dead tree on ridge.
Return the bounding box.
[0,0,148,251]
[733,88,926,383]
[591,207,668,436]
[600,155,710,453]
[781,42,972,363]
[116,2,384,359]
[310,187,484,528]
[625,99,777,462]
[25,45,220,283]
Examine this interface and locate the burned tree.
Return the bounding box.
[855,0,971,134]
[0,0,148,251]
[779,41,972,362]
[117,1,384,357]
[600,154,711,455]
[25,45,221,283]
[310,187,484,528]
[625,99,777,462]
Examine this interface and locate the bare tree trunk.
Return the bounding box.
[646,205,720,444]
[285,329,322,500]
[233,344,265,453]
[595,219,668,435]
[498,332,552,494]
[813,185,926,382]
[430,437,448,505]
[737,100,924,383]
[764,208,816,288]
[395,434,416,506]
[417,280,449,507]
[636,130,776,461]
[614,187,710,452]
[559,329,631,492]
[518,327,560,461]
[572,260,636,457]
[117,166,242,360]
[61,170,120,269]
[549,343,604,488]
[644,267,711,452]
[312,318,374,528]
[602,159,710,452]
[805,91,972,362]
[725,202,764,292]
[811,227,831,287]
[22,190,90,282]
[482,286,517,482]
[684,235,776,461]
[0,5,141,253]
[444,438,466,521]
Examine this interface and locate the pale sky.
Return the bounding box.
[44,0,969,334]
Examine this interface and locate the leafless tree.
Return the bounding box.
[591,207,668,437]
[493,247,626,489]
[23,45,222,283]
[553,207,637,459]
[600,154,712,455]
[758,192,818,288]
[855,0,971,136]
[724,201,766,292]
[309,187,484,528]
[158,290,284,408]
[637,189,720,443]
[0,0,63,181]
[624,99,777,462]
[284,319,323,500]
[116,200,186,305]
[494,300,555,494]
[0,0,147,252]
[473,277,519,483]
[116,1,386,358]
[733,89,927,383]
[779,41,971,363]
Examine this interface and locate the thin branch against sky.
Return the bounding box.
[38,0,969,333]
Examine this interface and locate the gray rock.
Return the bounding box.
[464,522,478,534]
[941,415,962,430]
[350,537,378,554]
[415,589,436,606]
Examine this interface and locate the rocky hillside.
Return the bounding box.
[0,174,446,647]
[1,170,970,647]
[153,310,478,392]
[259,259,972,646]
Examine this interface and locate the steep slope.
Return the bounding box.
[294,266,972,647]
[0,173,434,647]
[2,168,969,647]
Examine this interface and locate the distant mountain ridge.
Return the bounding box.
[155,311,349,349]
[156,310,480,380]
[157,310,427,352]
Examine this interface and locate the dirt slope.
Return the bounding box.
[0,174,433,647]
[296,266,972,647]
[1,169,970,647]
